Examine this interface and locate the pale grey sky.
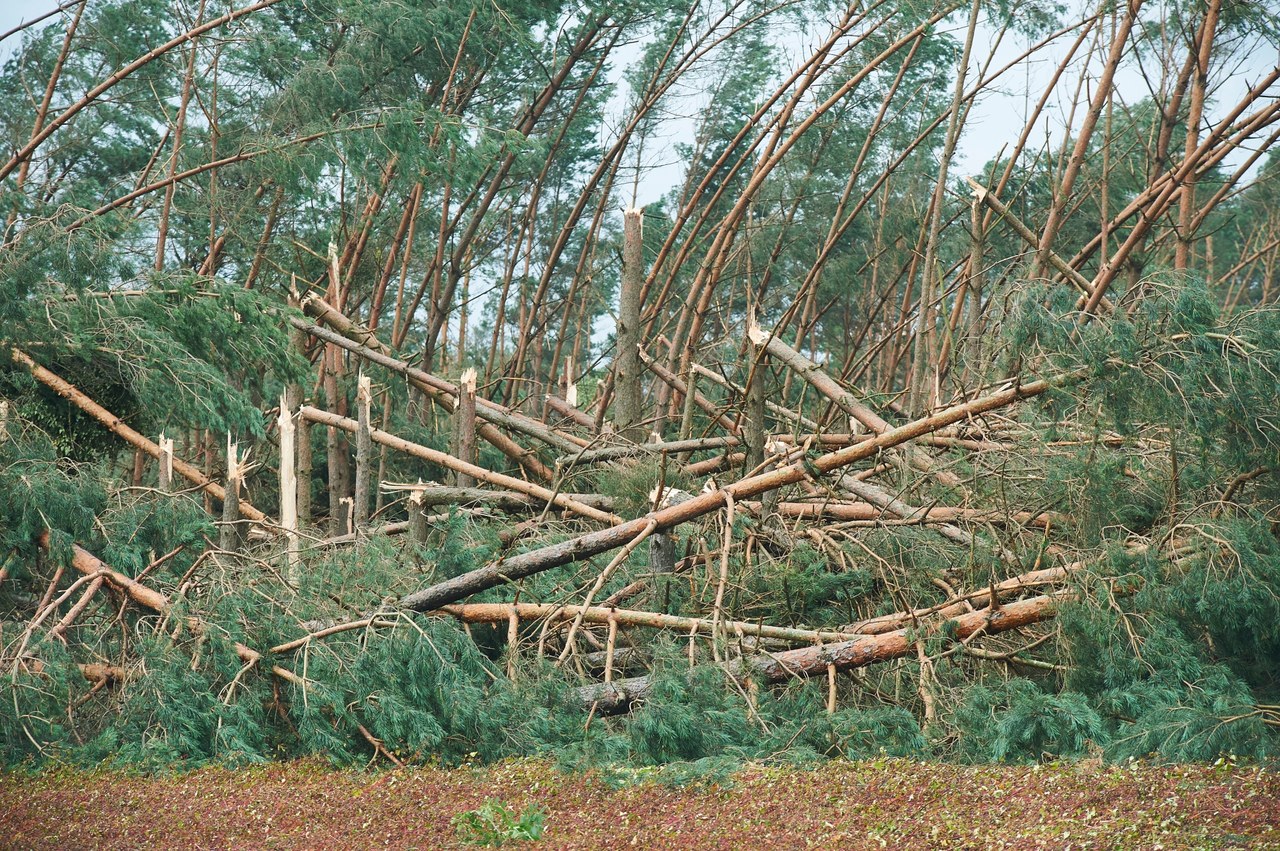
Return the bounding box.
[1,0,1275,202]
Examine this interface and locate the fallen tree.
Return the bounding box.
[398,371,1073,612]
[578,591,1071,712]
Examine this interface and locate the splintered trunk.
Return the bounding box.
[278,394,299,580]
[454,368,478,487]
[296,415,312,528]
[615,207,646,442]
[220,438,243,553]
[354,375,373,529]
[157,433,174,493]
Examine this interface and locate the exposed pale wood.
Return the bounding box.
[399,370,1071,612]
[580,592,1069,711]
[454,368,477,488]
[158,433,174,492]
[13,348,269,525]
[278,395,299,580]
[300,406,620,525]
[219,438,243,553]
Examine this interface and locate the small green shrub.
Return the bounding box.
[452,799,547,846]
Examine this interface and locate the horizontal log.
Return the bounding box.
[301,406,620,525]
[557,436,742,466]
[437,602,863,644]
[381,484,614,513]
[398,371,1073,613]
[579,592,1068,712]
[14,348,269,525]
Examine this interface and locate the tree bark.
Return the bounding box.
[12,348,268,524]
[399,370,1071,612]
[615,207,646,441]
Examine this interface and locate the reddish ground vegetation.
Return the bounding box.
[1,759,1276,849]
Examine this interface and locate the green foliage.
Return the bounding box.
[452,799,547,846]
[954,680,1104,762]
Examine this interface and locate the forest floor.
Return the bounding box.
[1,758,1276,849]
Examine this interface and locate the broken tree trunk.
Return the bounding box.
[382,483,614,513]
[296,413,312,528]
[454,368,478,488]
[353,375,373,529]
[300,406,621,525]
[12,348,269,525]
[615,207,646,442]
[398,371,1072,612]
[579,591,1069,712]
[439,602,864,644]
[157,433,174,492]
[278,394,300,580]
[219,438,244,553]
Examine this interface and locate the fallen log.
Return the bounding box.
[557,436,742,467]
[746,325,960,487]
[300,406,621,525]
[437,603,864,644]
[743,499,1057,529]
[381,483,615,513]
[13,348,269,525]
[398,370,1074,613]
[37,531,298,684]
[579,591,1069,712]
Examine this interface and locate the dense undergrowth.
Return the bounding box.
[3,280,1280,774]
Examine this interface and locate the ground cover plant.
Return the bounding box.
[1,0,1279,804]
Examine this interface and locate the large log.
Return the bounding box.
[12,348,269,525]
[300,406,620,525]
[398,371,1072,612]
[439,602,863,645]
[579,592,1067,712]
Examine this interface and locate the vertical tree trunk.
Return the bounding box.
[220,438,243,553]
[454,368,478,488]
[408,489,428,549]
[296,415,312,528]
[158,434,173,493]
[354,375,373,529]
[278,393,299,581]
[615,207,646,441]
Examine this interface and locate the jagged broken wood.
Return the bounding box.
[398,370,1072,612]
[578,591,1070,712]
[12,347,270,526]
[300,406,621,525]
